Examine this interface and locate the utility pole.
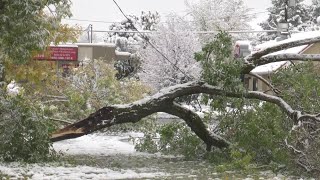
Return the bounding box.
[90,24,93,43]
[285,0,288,23]
[86,24,93,43]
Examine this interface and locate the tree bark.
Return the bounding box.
[164,102,230,150]
[257,54,320,66]
[245,35,320,62]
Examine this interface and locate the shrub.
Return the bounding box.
[0,92,56,162]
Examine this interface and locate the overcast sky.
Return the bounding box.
[63,0,311,31]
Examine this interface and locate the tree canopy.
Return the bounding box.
[0,0,72,63]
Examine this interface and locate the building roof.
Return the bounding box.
[251,30,320,74]
[50,42,116,48]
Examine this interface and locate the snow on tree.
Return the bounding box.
[104,11,160,52]
[185,0,252,41]
[259,0,311,41]
[138,15,202,91]
[306,0,320,30]
[103,11,160,79]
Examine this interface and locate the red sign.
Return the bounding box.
[34,46,78,61]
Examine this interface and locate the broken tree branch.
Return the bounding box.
[245,35,320,63]
[249,72,281,94]
[164,102,231,150]
[51,81,320,149]
[257,54,320,66]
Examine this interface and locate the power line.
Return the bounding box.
[246,11,269,16]
[112,0,194,81]
[86,29,279,34]
[63,18,118,24]
[63,10,270,25]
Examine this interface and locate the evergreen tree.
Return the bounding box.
[104,11,160,79]
[310,0,320,23]
[259,0,310,41]
[104,11,160,52]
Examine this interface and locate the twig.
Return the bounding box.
[44,116,73,124]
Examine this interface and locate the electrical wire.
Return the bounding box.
[64,18,118,24]
[63,11,270,24]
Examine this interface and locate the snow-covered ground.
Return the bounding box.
[0,133,309,179]
[53,132,143,156]
[0,133,169,180]
[0,163,166,180]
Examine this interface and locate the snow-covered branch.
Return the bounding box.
[257,54,320,66]
[51,81,320,149]
[245,36,320,63]
[249,72,281,94]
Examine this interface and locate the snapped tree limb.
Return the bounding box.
[51,81,320,149]
[257,54,320,66]
[245,35,320,63]
[241,36,320,75]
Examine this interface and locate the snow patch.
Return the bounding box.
[53,133,143,156]
[0,163,166,180]
[6,80,23,96]
[251,61,288,74]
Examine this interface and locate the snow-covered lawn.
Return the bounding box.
[0,163,166,180]
[0,133,307,179]
[53,132,143,156]
[0,133,169,180]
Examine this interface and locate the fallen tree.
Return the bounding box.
[51,33,320,143]
[50,32,320,173]
[50,80,320,146]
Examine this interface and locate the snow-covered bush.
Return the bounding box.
[0,91,56,162]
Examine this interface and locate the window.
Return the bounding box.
[253,78,258,91]
[244,77,250,89]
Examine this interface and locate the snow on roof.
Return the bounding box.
[251,61,288,75]
[115,50,131,56]
[49,43,78,47]
[251,31,320,74]
[49,42,117,48]
[236,40,252,46]
[76,42,116,47]
[254,30,320,52]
